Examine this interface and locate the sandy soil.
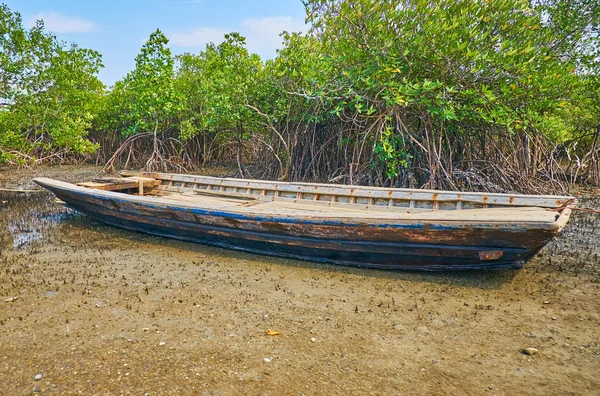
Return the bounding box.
[0,166,599,395]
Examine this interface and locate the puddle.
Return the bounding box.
[0,191,81,249]
[8,210,78,248]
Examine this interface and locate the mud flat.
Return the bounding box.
[1,166,599,395]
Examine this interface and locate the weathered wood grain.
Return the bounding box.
[77,176,159,193]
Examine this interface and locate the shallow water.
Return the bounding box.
[2,193,73,249]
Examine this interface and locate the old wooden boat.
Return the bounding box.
[33,171,575,270]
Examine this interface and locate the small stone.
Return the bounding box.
[159,341,166,346]
[552,317,557,321]
[263,358,271,363]
[34,374,42,381]
[4,296,18,303]
[543,300,551,304]
[521,347,538,356]
[310,337,316,343]
[33,386,41,393]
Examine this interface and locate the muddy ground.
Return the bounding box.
[0,165,598,395]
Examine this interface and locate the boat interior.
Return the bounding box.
[66,171,575,222]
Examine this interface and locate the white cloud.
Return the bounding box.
[168,16,307,59]
[169,27,230,48]
[28,11,98,34]
[242,16,306,59]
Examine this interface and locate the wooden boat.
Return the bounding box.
[33,171,575,270]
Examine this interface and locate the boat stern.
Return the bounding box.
[552,207,573,234]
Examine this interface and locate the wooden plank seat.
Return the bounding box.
[77,176,160,194]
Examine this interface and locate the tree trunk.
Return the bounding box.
[236,121,247,178]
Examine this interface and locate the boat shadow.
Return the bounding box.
[320,263,521,290]
[87,222,519,291]
[210,247,519,291]
[38,214,521,292]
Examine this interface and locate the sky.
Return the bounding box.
[4,0,308,86]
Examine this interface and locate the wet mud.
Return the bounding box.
[1,166,599,395]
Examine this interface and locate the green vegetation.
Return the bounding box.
[1,1,598,192]
[0,4,103,165]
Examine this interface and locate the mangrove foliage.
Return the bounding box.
[0,0,599,193]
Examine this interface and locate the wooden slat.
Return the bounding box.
[78,177,160,192]
[193,188,258,201]
[77,181,140,191]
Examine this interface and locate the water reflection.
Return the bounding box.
[1,191,80,250]
[8,210,77,248]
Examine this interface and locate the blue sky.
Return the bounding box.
[4,0,307,86]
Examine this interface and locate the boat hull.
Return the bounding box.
[33,178,568,270]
